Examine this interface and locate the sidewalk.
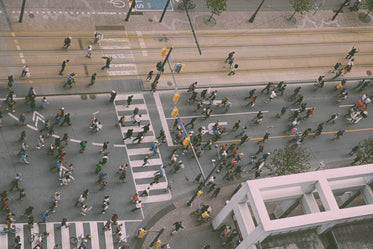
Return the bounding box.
[132,182,240,249]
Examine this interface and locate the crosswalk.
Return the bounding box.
[0,220,131,249]
[99,37,137,76]
[113,93,172,204]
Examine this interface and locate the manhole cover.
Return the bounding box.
[29,14,34,18]
[167,81,173,86]
[81,94,87,100]
[366,70,372,76]
[89,94,96,99]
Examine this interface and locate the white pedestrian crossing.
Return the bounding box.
[113,93,172,204]
[100,35,138,77]
[1,220,135,249]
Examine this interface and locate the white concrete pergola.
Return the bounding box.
[212,164,373,249]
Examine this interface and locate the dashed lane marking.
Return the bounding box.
[164,111,269,120]
[136,31,148,56]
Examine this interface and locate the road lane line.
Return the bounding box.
[164,111,268,120]
[26,124,38,131]
[92,142,103,146]
[339,104,354,107]
[136,31,148,56]
[70,139,81,143]
[154,92,174,146]
[89,222,100,249]
[114,144,126,148]
[8,112,18,120]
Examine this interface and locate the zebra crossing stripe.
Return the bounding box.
[0,224,8,248]
[122,114,150,121]
[125,135,155,144]
[115,103,147,112]
[131,158,163,167]
[75,222,84,243]
[108,70,137,76]
[104,230,115,249]
[114,93,143,101]
[132,170,159,179]
[139,193,172,203]
[89,221,100,249]
[137,181,169,192]
[61,226,70,249]
[121,125,145,133]
[46,223,55,249]
[126,147,153,156]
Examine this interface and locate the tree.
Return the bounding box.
[288,0,315,23]
[355,137,373,164]
[360,0,373,23]
[265,144,311,176]
[206,0,227,23]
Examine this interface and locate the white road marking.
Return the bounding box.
[104,230,114,249]
[70,139,81,143]
[8,112,18,120]
[130,158,163,167]
[132,171,159,179]
[127,147,153,156]
[26,124,38,131]
[137,181,168,191]
[100,45,130,50]
[75,222,84,243]
[108,70,138,76]
[136,31,148,56]
[122,114,150,121]
[0,225,7,248]
[125,135,155,144]
[154,92,174,146]
[89,222,100,249]
[113,93,143,101]
[115,103,147,112]
[92,142,103,146]
[339,104,354,107]
[139,193,172,203]
[46,223,55,249]
[120,125,144,133]
[164,111,269,120]
[61,226,70,249]
[113,144,126,148]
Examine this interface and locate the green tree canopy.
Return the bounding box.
[206,0,227,17]
[266,144,311,176]
[289,0,315,15]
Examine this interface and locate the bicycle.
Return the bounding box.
[29,232,49,243]
[178,0,196,10]
[1,226,20,235]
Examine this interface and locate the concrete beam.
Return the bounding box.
[235,225,269,249]
[302,193,320,214]
[233,203,256,240]
[362,185,373,204]
[316,179,339,212]
[273,199,299,219]
[316,221,337,234]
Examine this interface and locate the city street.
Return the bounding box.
[0,0,372,248]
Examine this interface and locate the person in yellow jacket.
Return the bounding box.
[136,227,147,239]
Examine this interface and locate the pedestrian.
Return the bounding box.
[142,156,150,167]
[211,187,221,197]
[116,115,125,127]
[346,46,358,59]
[101,196,110,214]
[57,218,69,229]
[10,174,22,191]
[92,31,103,44]
[40,97,48,109]
[20,152,30,164]
[232,120,241,131]
[126,95,134,107]
[248,95,257,108]
[101,56,113,70]
[123,129,133,140]
[146,70,153,81]
[86,45,92,58]
[61,133,69,145]
[101,141,109,153]
[228,64,238,76]
[59,60,69,75]
[80,141,87,153]
[235,126,247,138]
[257,131,270,144]
[293,94,304,106]
[132,132,144,144]
[349,144,360,156]
[331,130,345,140]
[36,135,45,149]
[227,57,234,68]
[140,187,150,197]
[18,113,26,125]
[99,180,108,191]
[95,161,103,174]
[184,117,197,129]
[136,227,147,238]
[171,221,184,234]
[150,80,158,94]
[19,188,26,200]
[225,51,235,63]
[326,112,340,124]
[131,200,144,212]
[88,73,96,86]
[21,65,29,77]
[333,68,343,79]
[303,108,314,119]
[239,135,249,145]
[109,90,117,103]
[60,113,71,126]
[264,90,277,103]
